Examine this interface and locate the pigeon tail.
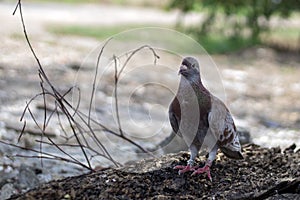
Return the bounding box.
[220,147,244,160]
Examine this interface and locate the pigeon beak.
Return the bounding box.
[178,65,188,75]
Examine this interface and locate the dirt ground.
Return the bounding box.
[9,144,300,200]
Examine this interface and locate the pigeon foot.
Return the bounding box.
[191,165,212,181]
[173,165,197,175]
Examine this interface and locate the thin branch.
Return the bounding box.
[0,140,92,171]
[18,120,26,143]
[59,99,92,169]
[35,139,121,166]
[118,45,160,78]
[113,55,124,136]
[88,38,112,126]
[13,0,158,173]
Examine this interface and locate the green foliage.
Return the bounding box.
[48,23,298,54]
[168,0,199,12]
[196,34,261,54]
[26,0,100,4]
[47,24,203,54]
[168,0,300,52]
[49,25,128,39]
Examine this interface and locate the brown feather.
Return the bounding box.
[169,97,182,136]
[208,95,243,159]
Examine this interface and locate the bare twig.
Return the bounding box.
[10,0,159,173]
[0,140,92,170]
[88,38,112,125]
[113,55,124,136]
[118,45,160,78]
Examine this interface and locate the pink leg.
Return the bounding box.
[173,165,198,175]
[191,164,212,181]
[191,145,218,181]
[174,144,199,175]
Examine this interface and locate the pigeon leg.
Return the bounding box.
[174,144,199,175]
[191,144,218,181]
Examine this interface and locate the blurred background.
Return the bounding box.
[0,0,299,198]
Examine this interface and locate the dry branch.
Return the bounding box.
[6,0,159,172]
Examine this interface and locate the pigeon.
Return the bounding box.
[169,57,243,181]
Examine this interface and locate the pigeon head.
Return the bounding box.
[178,57,200,80]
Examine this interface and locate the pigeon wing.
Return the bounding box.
[169,97,182,137]
[208,96,243,159]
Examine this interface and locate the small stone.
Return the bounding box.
[0,183,17,200]
[18,164,39,190]
[37,173,52,184]
[284,143,296,153]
